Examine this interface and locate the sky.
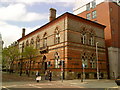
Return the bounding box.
[0,0,115,47]
[0,0,77,47]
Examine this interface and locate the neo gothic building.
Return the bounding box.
[16,8,108,79]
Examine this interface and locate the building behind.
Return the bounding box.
[73,0,120,78]
[16,9,108,79]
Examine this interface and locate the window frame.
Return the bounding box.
[86,3,90,11]
[86,13,91,20]
[92,10,97,19]
[92,0,96,9]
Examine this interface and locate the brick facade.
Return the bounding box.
[16,12,108,79]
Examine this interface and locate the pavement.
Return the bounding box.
[1,72,120,89]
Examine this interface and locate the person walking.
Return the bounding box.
[45,70,49,80]
[36,71,41,83]
[49,71,52,81]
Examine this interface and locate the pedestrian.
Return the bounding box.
[49,70,52,81]
[45,70,48,80]
[36,71,40,77]
[36,71,41,83]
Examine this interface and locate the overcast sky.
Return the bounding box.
[0,0,78,47]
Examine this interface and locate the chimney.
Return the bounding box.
[22,28,25,37]
[49,8,56,21]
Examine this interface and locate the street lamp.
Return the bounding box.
[82,63,85,82]
[61,60,64,82]
[96,42,99,80]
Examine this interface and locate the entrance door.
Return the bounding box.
[45,62,47,70]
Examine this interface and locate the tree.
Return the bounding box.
[2,46,20,73]
[22,46,41,77]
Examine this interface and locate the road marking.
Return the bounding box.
[2,86,10,90]
[28,84,42,88]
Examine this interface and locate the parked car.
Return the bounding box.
[115,76,120,86]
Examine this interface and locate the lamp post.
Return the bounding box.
[96,42,99,80]
[61,60,64,82]
[82,63,85,82]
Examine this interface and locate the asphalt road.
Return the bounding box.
[2,72,120,89]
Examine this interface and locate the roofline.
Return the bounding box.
[17,12,106,42]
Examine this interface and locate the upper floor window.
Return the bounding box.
[43,32,47,47]
[55,29,60,44]
[92,10,97,19]
[81,28,87,44]
[43,38,47,47]
[86,3,90,11]
[89,32,95,46]
[22,42,24,52]
[36,36,40,49]
[26,40,29,46]
[81,33,86,44]
[30,38,34,46]
[92,0,96,8]
[86,13,91,20]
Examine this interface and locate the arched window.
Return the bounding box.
[88,31,95,46]
[54,28,60,44]
[90,54,96,68]
[81,27,87,44]
[30,38,34,46]
[36,36,40,49]
[54,52,60,68]
[26,40,29,46]
[43,32,47,47]
[81,53,88,68]
[22,42,24,52]
[81,33,86,44]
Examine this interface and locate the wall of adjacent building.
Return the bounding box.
[108,47,120,79]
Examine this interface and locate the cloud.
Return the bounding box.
[0,3,47,22]
[0,21,21,47]
[0,21,39,47]
[1,0,76,5]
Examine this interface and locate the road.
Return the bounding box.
[2,72,119,89]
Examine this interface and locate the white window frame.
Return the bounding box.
[92,0,96,9]
[86,3,90,11]
[92,10,97,19]
[86,13,91,20]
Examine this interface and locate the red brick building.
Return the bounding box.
[16,8,108,79]
[73,0,120,78]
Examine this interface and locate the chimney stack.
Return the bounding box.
[49,8,56,21]
[22,28,25,37]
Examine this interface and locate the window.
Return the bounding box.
[36,36,40,49]
[22,42,24,52]
[30,38,34,46]
[86,3,90,11]
[81,33,86,44]
[81,53,88,68]
[43,32,47,47]
[54,52,60,68]
[92,10,97,19]
[89,33,95,46]
[86,13,91,20]
[26,40,29,46]
[55,30,60,44]
[90,54,96,68]
[43,38,47,47]
[92,0,96,8]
